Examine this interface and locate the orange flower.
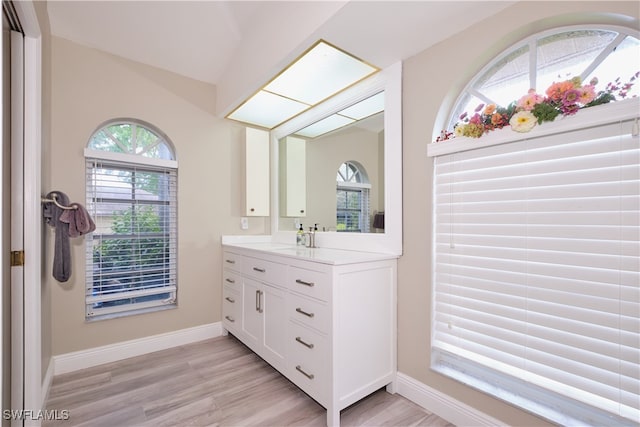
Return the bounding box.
[483,104,497,115]
[546,80,575,102]
[491,113,504,126]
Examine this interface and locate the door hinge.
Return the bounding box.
[10,250,24,267]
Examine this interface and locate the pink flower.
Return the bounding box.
[562,89,580,106]
[469,113,482,124]
[577,85,596,105]
[517,89,544,111]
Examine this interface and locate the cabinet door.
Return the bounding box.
[244,127,270,216]
[242,277,262,350]
[279,136,306,217]
[262,283,287,367]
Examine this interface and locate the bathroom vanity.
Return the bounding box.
[221,61,403,426]
[221,241,398,427]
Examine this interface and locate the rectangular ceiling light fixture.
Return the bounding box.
[226,40,379,129]
[294,91,385,139]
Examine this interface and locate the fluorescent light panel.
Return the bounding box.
[294,92,385,138]
[339,92,384,119]
[294,114,355,138]
[227,40,379,129]
[227,91,309,129]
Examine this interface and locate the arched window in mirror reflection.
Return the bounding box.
[336,161,370,232]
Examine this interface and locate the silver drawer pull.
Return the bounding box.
[225,278,235,284]
[253,267,266,273]
[295,365,315,380]
[295,336,314,349]
[225,296,235,303]
[295,307,314,318]
[295,279,315,287]
[225,259,236,264]
[224,315,235,323]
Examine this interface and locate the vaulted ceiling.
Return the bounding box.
[46,1,516,116]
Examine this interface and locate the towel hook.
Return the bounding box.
[41,194,78,210]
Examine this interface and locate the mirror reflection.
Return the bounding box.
[279,93,385,234]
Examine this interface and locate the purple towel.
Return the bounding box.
[60,202,96,237]
[43,191,71,282]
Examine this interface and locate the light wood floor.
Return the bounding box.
[43,334,455,427]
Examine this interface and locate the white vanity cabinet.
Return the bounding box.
[221,243,397,427]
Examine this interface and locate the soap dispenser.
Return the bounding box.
[296,224,305,246]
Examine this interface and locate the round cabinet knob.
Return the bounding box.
[250,208,255,212]
[300,210,304,213]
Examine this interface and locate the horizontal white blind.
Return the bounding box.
[85,158,177,318]
[337,187,370,232]
[433,120,639,424]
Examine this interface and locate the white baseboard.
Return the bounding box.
[396,372,507,427]
[53,322,223,375]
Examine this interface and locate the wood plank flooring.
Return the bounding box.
[43,334,455,427]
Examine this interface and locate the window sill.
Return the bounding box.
[86,302,177,322]
[432,352,636,427]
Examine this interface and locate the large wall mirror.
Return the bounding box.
[271,62,402,255]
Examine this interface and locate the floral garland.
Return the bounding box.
[435,72,639,142]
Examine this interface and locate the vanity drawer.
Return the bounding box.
[222,270,242,293]
[288,292,329,334]
[223,251,243,273]
[287,321,328,404]
[243,256,287,284]
[222,287,242,331]
[287,266,330,302]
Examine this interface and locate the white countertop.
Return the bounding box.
[222,241,399,265]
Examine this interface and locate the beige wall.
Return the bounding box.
[399,1,639,426]
[47,36,267,355]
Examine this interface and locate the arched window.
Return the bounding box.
[446,26,639,133]
[430,25,639,426]
[84,120,178,319]
[336,161,370,232]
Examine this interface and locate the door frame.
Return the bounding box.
[11,1,42,422]
[10,28,25,426]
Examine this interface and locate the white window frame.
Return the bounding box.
[336,161,371,232]
[444,25,640,137]
[84,120,178,320]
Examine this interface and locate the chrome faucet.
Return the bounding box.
[306,224,319,248]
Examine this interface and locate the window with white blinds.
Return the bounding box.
[432,112,639,425]
[336,161,371,232]
[84,120,177,319]
[336,186,370,232]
